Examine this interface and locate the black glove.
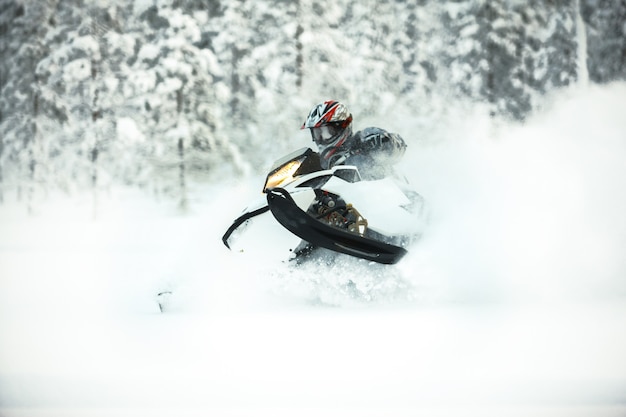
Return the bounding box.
[356,131,390,152]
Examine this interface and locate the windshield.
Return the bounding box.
[263,147,322,191]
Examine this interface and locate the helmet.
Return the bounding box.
[302,100,352,130]
[301,100,353,165]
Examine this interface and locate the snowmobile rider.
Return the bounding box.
[302,100,407,180]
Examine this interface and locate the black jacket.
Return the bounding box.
[331,127,407,180]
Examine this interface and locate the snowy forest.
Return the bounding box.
[2,2,626,416]
[0,0,625,210]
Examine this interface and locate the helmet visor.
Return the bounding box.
[311,124,344,145]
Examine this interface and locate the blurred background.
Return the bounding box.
[1,0,625,212]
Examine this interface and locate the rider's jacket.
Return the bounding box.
[321,127,407,180]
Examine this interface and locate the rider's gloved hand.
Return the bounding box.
[356,131,390,151]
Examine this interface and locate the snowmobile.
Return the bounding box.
[222,147,426,265]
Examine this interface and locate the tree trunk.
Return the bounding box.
[28,92,40,214]
[91,56,101,219]
[178,137,187,211]
[485,3,497,118]
[176,88,187,211]
[230,46,242,117]
[620,0,626,78]
[574,0,590,87]
[295,4,304,90]
[91,59,101,190]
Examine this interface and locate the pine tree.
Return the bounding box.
[34,1,123,200]
[438,0,580,120]
[123,3,242,199]
[209,0,302,165]
[1,0,622,207]
[581,0,626,82]
[0,1,60,208]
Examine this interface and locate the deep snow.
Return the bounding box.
[1,85,626,417]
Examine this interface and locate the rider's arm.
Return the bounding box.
[351,127,407,161]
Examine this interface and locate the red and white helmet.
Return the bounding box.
[301,100,353,156]
[302,100,352,129]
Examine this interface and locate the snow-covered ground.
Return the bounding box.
[1,85,626,417]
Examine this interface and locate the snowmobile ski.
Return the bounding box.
[266,188,407,264]
[222,205,270,249]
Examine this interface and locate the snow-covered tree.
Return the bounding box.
[438,0,579,120]
[581,0,626,83]
[511,1,579,113]
[1,0,624,208]
[0,1,60,209]
[33,0,125,199]
[207,0,305,166]
[123,2,242,205]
